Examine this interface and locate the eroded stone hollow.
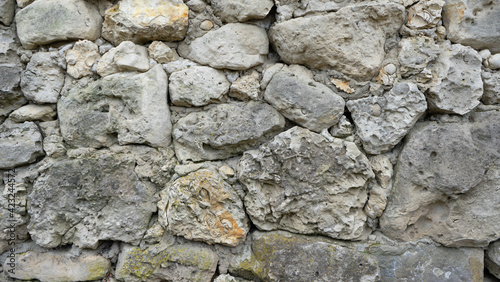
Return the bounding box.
[0,0,499,281]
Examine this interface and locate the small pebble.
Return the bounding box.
[487,54,500,70]
[479,49,491,61]
[200,20,214,31]
[384,64,397,75]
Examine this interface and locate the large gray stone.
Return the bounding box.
[427,42,483,115]
[21,52,65,104]
[482,70,500,105]
[15,0,102,49]
[380,110,500,247]
[5,250,111,282]
[0,91,27,122]
[0,0,15,26]
[101,0,189,45]
[443,0,500,53]
[211,0,274,23]
[398,36,440,77]
[269,3,405,80]
[173,101,285,162]
[264,65,345,133]
[238,126,374,240]
[28,149,158,248]
[158,169,249,246]
[0,121,44,169]
[486,240,500,279]
[229,231,380,281]
[178,23,269,70]
[346,83,427,154]
[59,65,172,149]
[169,66,230,107]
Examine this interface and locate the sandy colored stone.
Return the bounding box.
[148,41,179,64]
[9,104,55,122]
[66,40,100,79]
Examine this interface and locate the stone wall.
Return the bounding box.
[0,0,499,281]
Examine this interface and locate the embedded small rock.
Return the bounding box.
[398,36,440,77]
[148,41,179,64]
[482,70,500,105]
[211,0,274,23]
[9,104,56,122]
[406,0,445,29]
[66,40,100,79]
[96,41,150,77]
[229,71,261,101]
[0,121,44,169]
[0,0,15,26]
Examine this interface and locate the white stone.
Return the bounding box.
[66,40,100,79]
[96,41,150,77]
[148,41,179,64]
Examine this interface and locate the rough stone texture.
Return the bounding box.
[346,83,427,154]
[238,126,374,240]
[28,149,158,248]
[398,36,440,77]
[486,240,500,279]
[380,110,500,247]
[0,25,23,94]
[0,92,27,122]
[5,251,111,282]
[443,0,500,53]
[406,0,445,29]
[39,120,67,158]
[59,65,172,149]
[101,0,189,45]
[173,101,285,162]
[229,231,380,281]
[15,0,103,49]
[16,0,34,7]
[273,0,357,22]
[96,41,150,77]
[0,121,44,169]
[0,0,14,26]
[269,3,405,80]
[158,169,249,246]
[211,0,274,23]
[66,40,100,79]
[482,70,500,105]
[264,65,345,132]
[20,52,65,104]
[169,66,230,107]
[9,104,56,122]
[229,71,261,101]
[116,243,219,281]
[178,23,269,70]
[427,42,483,115]
[149,41,179,64]
[329,115,354,138]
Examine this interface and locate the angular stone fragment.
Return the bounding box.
[158,169,249,246]
[229,71,261,101]
[347,83,427,154]
[486,240,500,279]
[9,104,56,122]
[238,126,374,240]
[169,66,230,107]
[264,65,345,132]
[59,65,172,149]
[16,0,34,8]
[398,36,440,77]
[406,0,444,29]
[211,0,274,23]
[102,0,189,45]
[21,52,65,104]
[28,149,157,248]
[178,23,269,70]
[173,101,285,162]
[96,41,150,77]
[149,41,179,64]
[443,0,500,53]
[229,231,380,281]
[0,92,27,122]
[5,251,111,282]
[329,115,353,138]
[269,3,405,80]
[0,0,15,26]
[0,121,44,169]
[15,0,102,49]
[274,0,355,22]
[116,243,218,281]
[0,25,23,94]
[380,110,500,247]
[482,70,500,105]
[427,42,483,115]
[66,40,100,79]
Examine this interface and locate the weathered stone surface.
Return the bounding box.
[229,71,261,101]
[229,231,380,281]
[39,120,66,158]
[329,115,354,138]
[0,25,22,94]
[0,0,14,26]
[0,121,44,169]
[380,110,500,247]
[158,169,249,246]
[59,65,172,149]
[15,0,102,49]
[269,3,405,80]
[102,0,189,45]
[427,42,483,115]
[482,70,500,105]
[274,0,355,22]
[16,0,34,7]
[5,251,111,282]
[211,0,274,23]
[0,92,27,122]
[169,66,230,107]
[173,101,285,162]
[116,243,219,281]
[21,52,65,104]
[149,41,179,64]
[264,65,345,132]
[486,240,500,279]
[178,23,269,70]
[238,126,374,240]
[487,53,500,70]
[96,41,150,77]
[28,149,158,248]
[443,0,500,53]
[9,104,56,122]
[66,40,100,79]
[347,83,427,154]
[406,0,444,29]
[398,36,440,77]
